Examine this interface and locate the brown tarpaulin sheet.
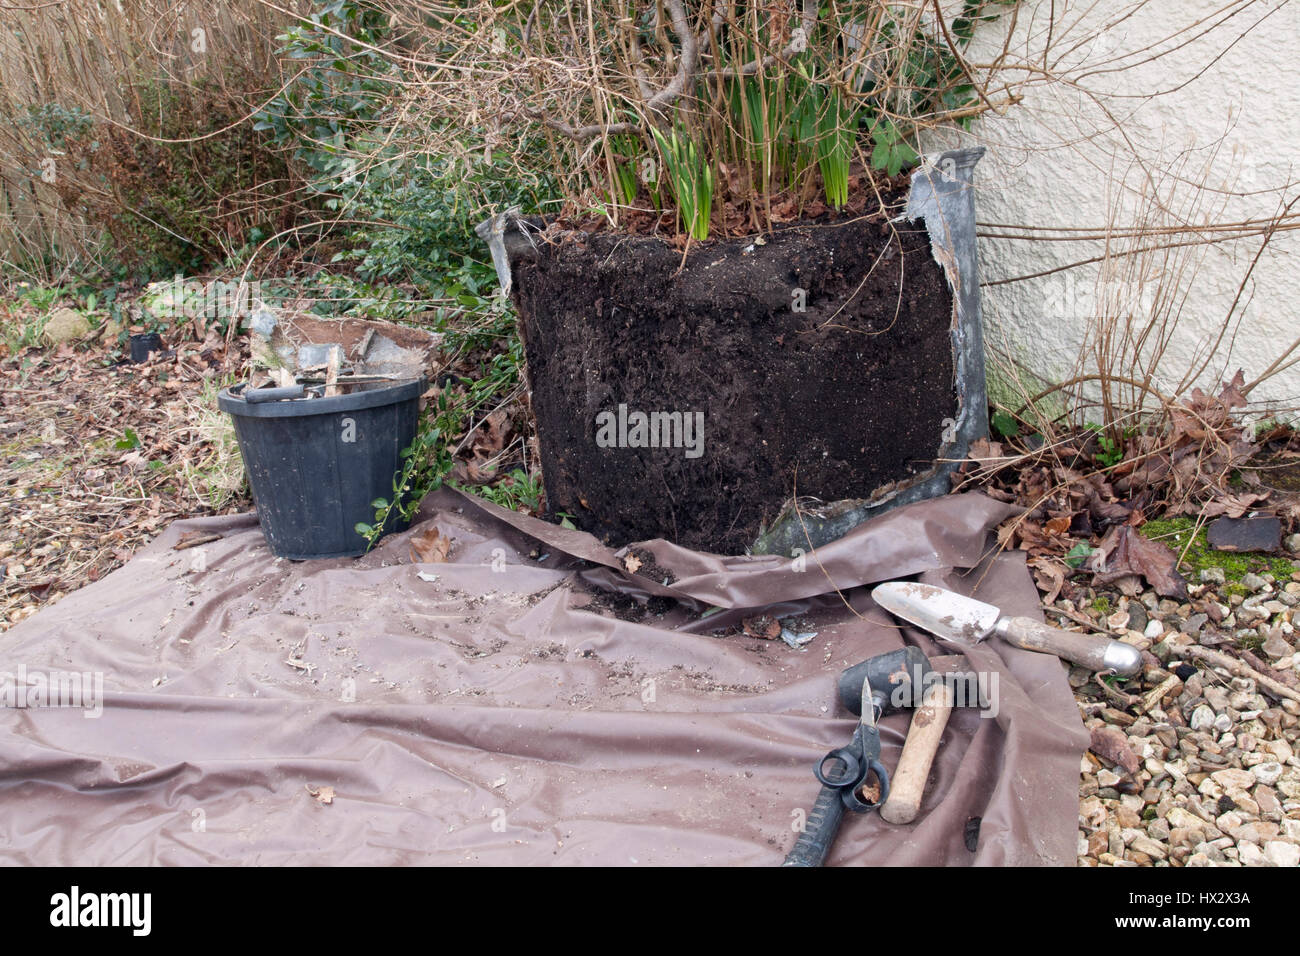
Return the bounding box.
[0,489,1086,865]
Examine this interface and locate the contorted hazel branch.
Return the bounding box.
[533,0,701,141]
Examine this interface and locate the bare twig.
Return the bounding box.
[1168,644,1300,705]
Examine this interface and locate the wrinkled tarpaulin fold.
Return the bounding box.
[0,489,1086,865]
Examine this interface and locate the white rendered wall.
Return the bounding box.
[927,0,1300,419]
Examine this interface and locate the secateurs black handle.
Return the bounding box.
[782,729,889,867]
[782,779,847,868]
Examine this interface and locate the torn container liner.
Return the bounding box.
[478,148,988,556]
[218,377,425,559]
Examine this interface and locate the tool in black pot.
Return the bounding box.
[783,645,930,867]
[231,382,323,404]
[245,385,305,403]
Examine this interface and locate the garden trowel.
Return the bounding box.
[872,582,1142,676]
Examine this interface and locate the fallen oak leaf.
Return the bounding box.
[1218,368,1248,410]
[1044,514,1072,535]
[623,553,643,574]
[1197,491,1268,519]
[470,409,512,459]
[1027,555,1065,605]
[966,437,1006,462]
[409,524,452,563]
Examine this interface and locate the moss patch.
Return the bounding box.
[1140,516,1296,582]
[1237,631,1266,653]
[1221,581,1250,599]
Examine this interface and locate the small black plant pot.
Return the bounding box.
[129,333,163,363]
[218,378,425,559]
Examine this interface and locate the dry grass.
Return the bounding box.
[177,376,246,511]
[0,0,304,277]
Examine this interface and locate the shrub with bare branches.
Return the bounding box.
[296,0,1025,237]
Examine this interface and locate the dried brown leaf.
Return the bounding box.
[742,615,781,640]
[408,524,452,564]
[1090,525,1189,600]
[1028,556,1065,605]
[1089,726,1141,775]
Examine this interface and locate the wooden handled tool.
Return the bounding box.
[990,616,1137,672]
[873,581,1142,676]
[881,655,963,826]
[783,647,930,866]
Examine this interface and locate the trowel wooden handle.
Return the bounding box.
[880,680,954,825]
[993,617,1142,676]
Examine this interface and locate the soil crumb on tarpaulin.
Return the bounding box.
[581,585,677,623]
[513,197,955,554]
[625,547,677,585]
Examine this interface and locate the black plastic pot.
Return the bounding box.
[130,332,163,363]
[218,378,425,559]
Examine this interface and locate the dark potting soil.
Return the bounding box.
[625,546,677,585]
[582,587,677,623]
[512,199,955,554]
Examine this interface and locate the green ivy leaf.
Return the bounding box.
[991,409,1018,439]
[1065,542,1094,569]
